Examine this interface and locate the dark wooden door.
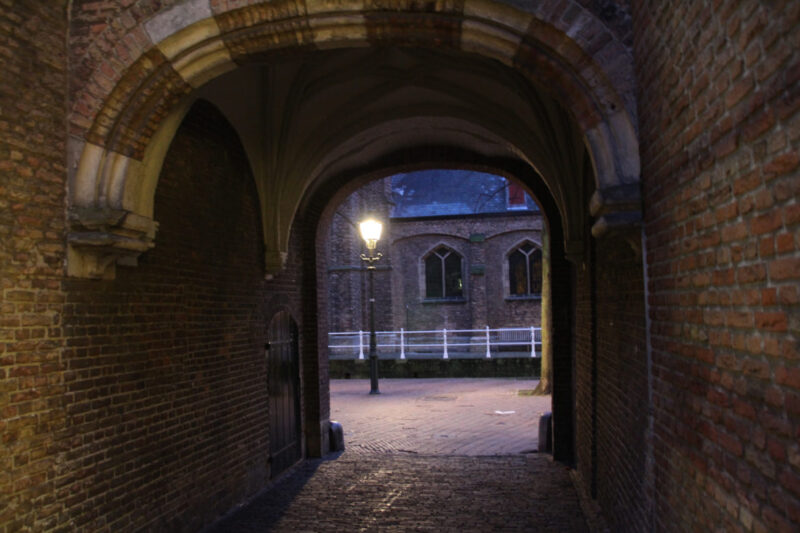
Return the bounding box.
[267,311,301,477]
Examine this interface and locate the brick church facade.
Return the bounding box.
[324,171,543,336]
[1,1,798,532]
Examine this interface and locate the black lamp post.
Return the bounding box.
[359,218,383,395]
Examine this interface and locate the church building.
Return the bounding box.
[325,170,543,335]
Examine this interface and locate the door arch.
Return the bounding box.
[267,310,302,477]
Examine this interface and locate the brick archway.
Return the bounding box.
[66,0,640,280]
[306,151,576,461]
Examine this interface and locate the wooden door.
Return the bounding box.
[267,311,301,477]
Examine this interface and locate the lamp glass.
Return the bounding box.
[359,219,382,249]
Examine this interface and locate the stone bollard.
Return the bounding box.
[330,421,345,452]
[538,412,552,453]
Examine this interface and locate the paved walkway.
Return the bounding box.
[208,379,591,532]
[331,378,550,455]
[209,454,588,532]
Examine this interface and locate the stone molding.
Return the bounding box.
[67,208,158,279]
[589,184,642,254]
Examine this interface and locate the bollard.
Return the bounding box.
[330,421,345,452]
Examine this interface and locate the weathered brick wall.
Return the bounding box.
[391,231,474,331]
[634,1,800,531]
[574,226,595,507]
[0,1,68,530]
[594,237,649,531]
[324,180,393,333]
[67,0,185,132]
[483,227,544,329]
[324,180,542,335]
[54,100,303,531]
[574,208,649,531]
[390,215,542,331]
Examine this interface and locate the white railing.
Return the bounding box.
[328,326,541,360]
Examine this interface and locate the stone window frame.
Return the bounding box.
[420,243,467,303]
[505,238,543,300]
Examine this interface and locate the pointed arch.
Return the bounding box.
[422,243,466,300]
[506,240,543,298]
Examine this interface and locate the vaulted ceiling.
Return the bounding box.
[195,47,588,271]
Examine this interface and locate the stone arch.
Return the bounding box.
[506,237,544,255]
[498,234,544,250]
[67,95,256,279]
[67,0,640,279]
[420,242,467,258]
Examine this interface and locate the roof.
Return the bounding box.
[390,170,538,218]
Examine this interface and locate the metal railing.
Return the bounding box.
[328,326,541,360]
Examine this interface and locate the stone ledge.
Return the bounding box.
[67,208,158,279]
[589,184,642,253]
[589,184,640,218]
[591,211,641,238]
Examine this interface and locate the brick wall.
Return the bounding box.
[634,1,800,531]
[483,226,544,329]
[575,221,595,505]
[390,216,542,331]
[54,100,303,530]
[67,0,185,135]
[0,1,68,531]
[324,180,393,333]
[574,187,649,531]
[594,237,649,531]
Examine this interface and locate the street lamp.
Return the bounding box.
[359,218,383,395]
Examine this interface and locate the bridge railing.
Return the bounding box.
[328,326,541,360]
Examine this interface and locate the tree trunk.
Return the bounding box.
[534,224,552,396]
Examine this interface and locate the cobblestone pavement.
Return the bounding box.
[208,379,589,532]
[331,378,549,456]
[209,454,588,532]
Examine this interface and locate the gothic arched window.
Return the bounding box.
[425,246,463,299]
[509,242,542,296]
